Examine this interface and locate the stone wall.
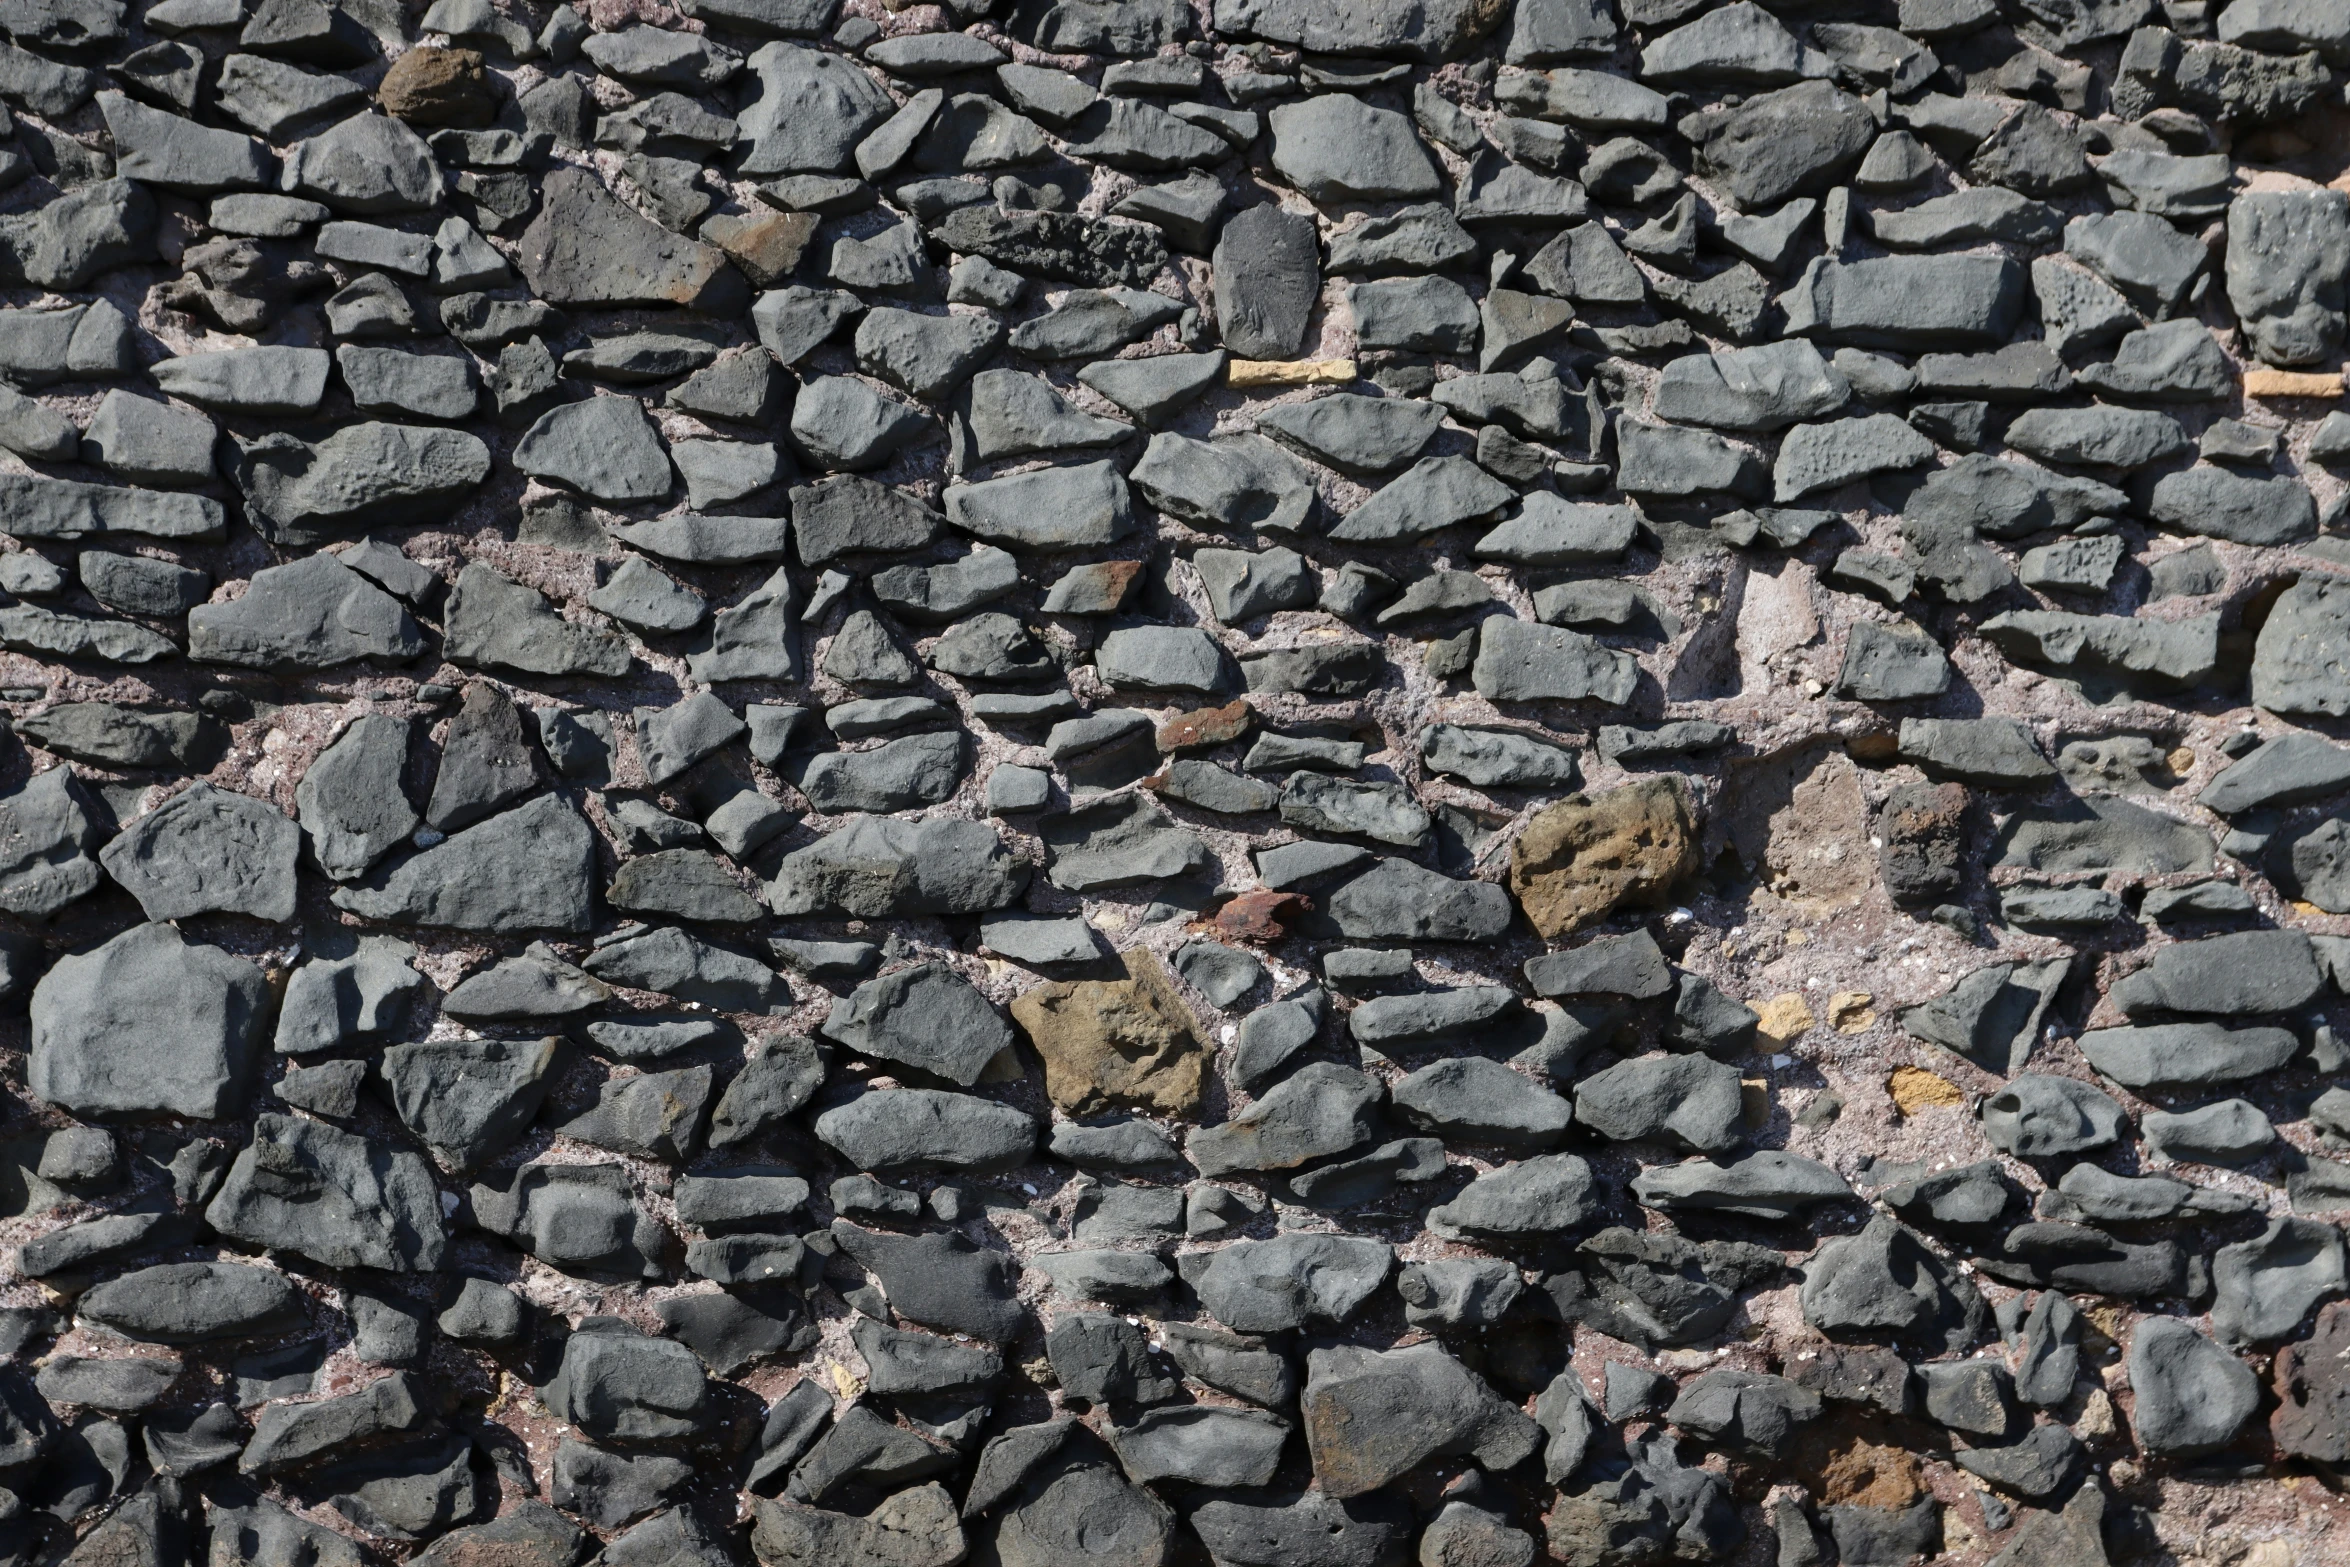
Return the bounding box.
[0,0,2345,1563]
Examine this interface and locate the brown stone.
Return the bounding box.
[377,47,495,129]
[1790,1422,1923,1509]
[1508,777,1698,940]
[699,209,818,288]
[1731,744,1874,911]
[1009,948,1205,1116]
[2273,1299,2350,1461]
[1157,699,1254,754]
[1198,890,1309,943]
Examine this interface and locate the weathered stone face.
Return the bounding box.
[1509,778,1699,938]
[1011,948,1206,1115]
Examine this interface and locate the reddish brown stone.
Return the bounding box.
[1200,891,1309,943]
[2274,1299,2350,1461]
[377,46,495,128]
[1157,699,1254,754]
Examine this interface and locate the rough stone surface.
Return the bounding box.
[0,2,2329,1561]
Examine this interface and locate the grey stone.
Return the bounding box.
[2255,573,2350,717]
[556,1065,715,1163]
[1574,1052,1742,1152]
[1266,94,1441,202]
[2128,1317,2258,1456]
[814,1087,1034,1172]
[1132,431,1315,537]
[1182,1232,1393,1333]
[378,1035,562,1170]
[1630,1150,1850,1218]
[0,766,103,920]
[1617,420,1764,498]
[1800,1216,1986,1353]
[2078,1022,2299,1087]
[331,794,597,932]
[81,393,213,487]
[0,472,222,543]
[1897,718,2053,787]
[1980,1074,2126,1157]
[208,1113,445,1271]
[1078,351,1225,423]
[31,922,267,1119]
[77,1261,304,1343]
[2227,189,2347,367]
[0,179,158,290]
[1473,616,1638,705]
[1390,1055,1568,1147]
[582,926,785,1010]
[231,421,491,549]
[545,1321,709,1443]
[1428,1151,1601,1238]
[947,460,1133,551]
[822,962,1013,1086]
[190,554,423,669]
[2108,930,2323,1016]
[469,1162,665,1278]
[440,944,605,1022]
[2144,1099,2275,1165]
[832,1221,1023,1341]
[1898,958,2069,1076]
[443,563,631,677]
[297,715,418,881]
[1351,274,1478,354]
[1653,340,1847,431]
[2149,467,2316,547]
[1422,724,1577,788]
[1779,253,2026,349]
[1256,394,1442,475]
[1173,939,1265,1006]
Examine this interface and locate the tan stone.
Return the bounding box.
[1508,777,1698,939]
[1887,1064,1962,1114]
[1828,991,1875,1033]
[1009,948,1204,1116]
[377,47,495,129]
[2243,367,2342,398]
[1226,357,1355,388]
[1756,993,1814,1043]
[700,209,818,288]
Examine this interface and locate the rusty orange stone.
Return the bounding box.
[1157,698,1255,754]
[1201,890,1310,943]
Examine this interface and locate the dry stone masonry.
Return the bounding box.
[0,0,2347,1563]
